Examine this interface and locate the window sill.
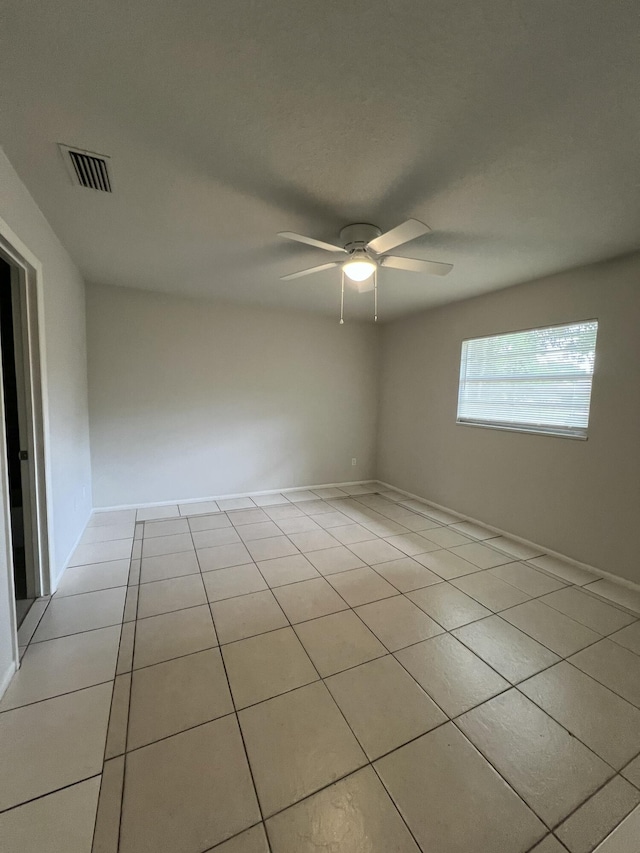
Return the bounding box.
[456,420,588,440]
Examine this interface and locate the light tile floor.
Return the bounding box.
[2,486,640,852]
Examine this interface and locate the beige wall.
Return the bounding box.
[0,149,92,691]
[378,252,640,584]
[87,284,379,506]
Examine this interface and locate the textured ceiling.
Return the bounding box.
[1,0,639,321]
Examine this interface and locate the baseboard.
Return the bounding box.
[376,480,640,595]
[49,507,93,593]
[0,660,17,700]
[92,479,379,514]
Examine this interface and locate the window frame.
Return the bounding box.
[455,319,598,440]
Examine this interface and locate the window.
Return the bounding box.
[456,320,598,438]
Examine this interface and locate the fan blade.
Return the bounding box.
[381,256,453,276]
[366,219,431,254]
[278,232,346,253]
[281,262,340,281]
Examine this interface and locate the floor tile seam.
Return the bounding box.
[571,585,640,621]
[447,625,567,686]
[243,530,308,565]
[139,519,189,542]
[450,705,634,837]
[254,760,377,825]
[212,557,293,646]
[130,642,221,674]
[524,836,568,853]
[520,559,607,591]
[191,521,272,844]
[508,681,626,774]
[224,548,327,685]
[21,584,620,708]
[620,749,640,779]
[91,757,112,851]
[29,616,128,646]
[446,581,576,618]
[331,593,457,725]
[76,535,135,548]
[136,592,211,622]
[365,561,445,595]
[85,498,633,844]
[238,586,395,828]
[370,754,469,853]
[266,537,345,554]
[548,769,637,837]
[104,605,134,763]
[497,615,616,663]
[138,569,201,585]
[94,566,136,850]
[580,586,640,619]
[607,623,640,654]
[141,544,196,560]
[204,820,267,852]
[69,538,135,568]
[482,568,570,598]
[0,676,117,716]
[533,593,640,632]
[121,708,239,757]
[203,574,562,673]
[78,536,137,553]
[447,715,573,834]
[445,606,626,693]
[0,771,103,818]
[202,566,357,604]
[52,580,130,600]
[117,542,142,852]
[18,596,52,651]
[348,541,524,574]
[469,586,622,643]
[562,655,640,712]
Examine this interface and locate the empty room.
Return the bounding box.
[1,1,640,852]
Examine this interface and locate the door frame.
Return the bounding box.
[0,217,52,668]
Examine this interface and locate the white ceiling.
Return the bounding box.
[1,1,639,321]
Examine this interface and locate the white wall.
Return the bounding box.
[378,252,640,584]
[0,149,92,689]
[87,284,379,506]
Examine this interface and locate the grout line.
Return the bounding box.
[0,677,117,715]
[6,490,640,846]
[206,820,267,851]
[187,523,275,853]
[89,566,136,850]
[116,535,141,851]
[0,772,103,817]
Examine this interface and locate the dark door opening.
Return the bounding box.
[0,257,32,626]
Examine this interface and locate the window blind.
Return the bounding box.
[457,320,598,438]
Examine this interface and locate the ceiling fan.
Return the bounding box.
[278,220,453,322]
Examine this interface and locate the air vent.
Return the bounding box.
[59,145,112,192]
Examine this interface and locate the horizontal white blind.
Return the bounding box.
[457,321,598,438]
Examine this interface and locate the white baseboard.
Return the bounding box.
[376,480,640,595]
[0,660,17,700]
[92,479,378,514]
[50,508,93,594]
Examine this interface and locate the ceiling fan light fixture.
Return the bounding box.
[342,257,377,282]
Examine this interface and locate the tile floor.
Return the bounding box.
[2,485,640,852]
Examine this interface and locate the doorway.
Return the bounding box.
[0,257,35,626]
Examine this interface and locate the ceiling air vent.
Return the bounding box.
[59,144,112,192]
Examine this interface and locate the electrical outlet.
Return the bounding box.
[351,458,357,466]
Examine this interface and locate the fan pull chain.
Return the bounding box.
[340,270,345,325]
[374,267,378,322]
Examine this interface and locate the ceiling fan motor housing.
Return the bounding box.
[339,223,381,254]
